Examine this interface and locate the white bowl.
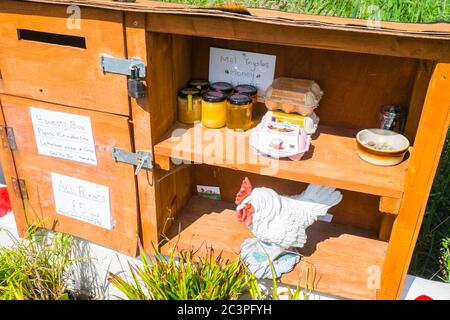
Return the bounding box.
[356,129,410,166]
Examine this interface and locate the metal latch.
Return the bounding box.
[100,55,147,98]
[0,126,17,150]
[100,55,146,78]
[112,148,153,175]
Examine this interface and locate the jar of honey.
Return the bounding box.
[210,82,234,96]
[202,91,227,129]
[187,79,210,93]
[234,84,257,104]
[177,87,202,124]
[226,93,252,131]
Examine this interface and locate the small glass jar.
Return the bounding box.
[210,82,234,96]
[226,93,253,131]
[234,84,257,104]
[379,105,406,133]
[187,79,210,94]
[202,91,228,129]
[177,87,202,124]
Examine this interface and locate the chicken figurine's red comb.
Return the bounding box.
[235,177,252,205]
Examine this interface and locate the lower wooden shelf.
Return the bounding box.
[160,196,388,300]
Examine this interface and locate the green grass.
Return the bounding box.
[108,244,310,300]
[0,227,79,300]
[160,0,449,23]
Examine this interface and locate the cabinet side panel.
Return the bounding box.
[379,62,450,299]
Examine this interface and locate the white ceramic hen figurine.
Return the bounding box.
[235,177,343,278]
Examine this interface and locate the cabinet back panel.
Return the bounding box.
[191,37,419,131]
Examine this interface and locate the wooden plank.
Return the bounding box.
[404,61,435,144]
[0,94,139,255]
[161,196,387,300]
[378,214,396,241]
[379,63,450,299]
[154,123,409,199]
[146,13,450,60]
[379,196,401,215]
[0,0,129,115]
[18,0,450,38]
[124,13,159,251]
[0,100,28,238]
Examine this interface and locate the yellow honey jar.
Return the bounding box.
[234,84,258,105]
[210,82,234,96]
[177,87,202,124]
[226,93,253,131]
[201,91,227,128]
[187,79,210,93]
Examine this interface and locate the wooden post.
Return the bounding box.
[379,62,450,299]
[124,12,159,252]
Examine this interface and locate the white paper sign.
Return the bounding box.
[209,47,276,98]
[51,173,112,230]
[30,107,97,165]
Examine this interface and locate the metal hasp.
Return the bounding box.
[100,55,146,78]
[112,148,153,175]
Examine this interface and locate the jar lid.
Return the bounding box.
[187,79,210,90]
[234,84,257,97]
[228,93,252,105]
[178,87,201,98]
[202,91,227,102]
[210,82,234,93]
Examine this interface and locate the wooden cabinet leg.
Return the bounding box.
[378,214,396,241]
[378,62,450,299]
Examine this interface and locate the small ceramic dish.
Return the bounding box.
[356,128,410,166]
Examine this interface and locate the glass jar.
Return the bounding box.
[202,91,227,128]
[226,93,253,131]
[210,82,234,96]
[177,87,202,124]
[234,84,257,104]
[187,79,210,93]
[379,105,406,133]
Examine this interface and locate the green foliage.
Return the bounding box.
[109,244,253,300]
[109,244,311,300]
[0,227,78,300]
[160,0,449,23]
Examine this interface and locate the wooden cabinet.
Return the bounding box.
[0,0,449,300]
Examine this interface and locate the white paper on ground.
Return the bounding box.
[209,47,276,98]
[30,107,97,165]
[51,173,112,230]
[317,213,333,223]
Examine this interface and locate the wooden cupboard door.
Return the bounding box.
[0,0,129,115]
[0,95,139,256]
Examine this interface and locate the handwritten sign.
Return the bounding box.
[209,47,276,98]
[30,107,97,165]
[51,173,112,230]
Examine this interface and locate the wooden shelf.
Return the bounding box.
[154,122,409,199]
[161,196,388,300]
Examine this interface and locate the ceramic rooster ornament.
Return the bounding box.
[235,177,343,278]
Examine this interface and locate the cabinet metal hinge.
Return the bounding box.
[100,55,146,78]
[112,148,153,175]
[11,177,28,200]
[0,126,17,150]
